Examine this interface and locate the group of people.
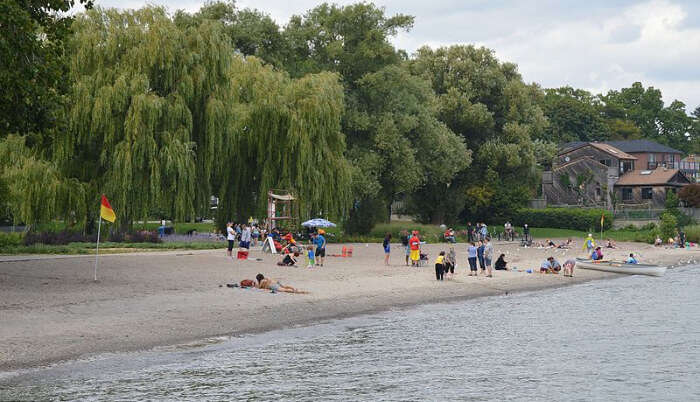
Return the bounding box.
[276,229,327,267]
[226,222,262,256]
[539,257,576,276]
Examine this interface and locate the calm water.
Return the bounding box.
[2,266,700,401]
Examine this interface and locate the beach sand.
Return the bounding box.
[1,240,697,371]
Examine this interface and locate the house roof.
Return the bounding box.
[588,142,637,160]
[615,168,690,186]
[559,142,636,160]
[605,139,682,154]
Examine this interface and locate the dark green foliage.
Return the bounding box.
[679,184,700,208]
[664,191,693,227]
[344,197,387,235]
[659,212,678,240]
[512,208,612,231]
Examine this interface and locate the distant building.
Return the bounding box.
[543,140,691,209]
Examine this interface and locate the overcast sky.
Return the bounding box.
[93,0,700,111]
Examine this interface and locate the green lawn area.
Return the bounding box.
[0,241,223,255]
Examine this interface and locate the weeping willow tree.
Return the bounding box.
[0,135,87,229]
[59,6,350,227]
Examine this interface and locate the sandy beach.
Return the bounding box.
[1,240,698,371]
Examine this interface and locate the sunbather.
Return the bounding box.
[255,273,308,294]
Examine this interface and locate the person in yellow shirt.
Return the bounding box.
[435,251,446,281]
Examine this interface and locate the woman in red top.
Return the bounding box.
[409,231,421,266]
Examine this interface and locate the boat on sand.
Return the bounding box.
[575,258,666,277]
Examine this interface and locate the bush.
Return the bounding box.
[684,225,700,243]
[127,231,161,243]
[512,208,612,231]
[659,212,678,240]
[23,230,92,246]
[0,232,23,248]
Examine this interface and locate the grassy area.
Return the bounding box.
[0,241,223,255]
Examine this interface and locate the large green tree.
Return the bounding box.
[0,0,92,140]
[408,45,546,222]
[58,6,351,228]
[540,87,608,143]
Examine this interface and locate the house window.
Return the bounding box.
[596,185,602,199]
[649,153,656,163]
[599,159,611,167]
[622,188,633,201]
[621,161,634,173]
[641,187,653,200]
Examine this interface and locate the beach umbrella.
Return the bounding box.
[301,218,337,228]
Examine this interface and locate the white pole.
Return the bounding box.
[94,217,102,282]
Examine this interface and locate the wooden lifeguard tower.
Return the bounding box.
[266,189,297,230]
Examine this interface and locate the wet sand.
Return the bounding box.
[1,240,697,371]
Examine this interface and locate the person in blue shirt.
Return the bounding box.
[467,242,478,276]
[314,229,327,266]
[626,253,638,264]
[477,241,485,274]
[540,257,553,273]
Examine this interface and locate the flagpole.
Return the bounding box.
[95,216,102,282]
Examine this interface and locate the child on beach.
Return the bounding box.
[563,259,576,277]
[435,251,446,281]
[409,231,421,267]
[383,233,391,266]
[306,245,315,268]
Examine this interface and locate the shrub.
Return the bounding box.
[640,222,657,231]
[23,230,92,246]
[512,208,612,231]
[679,184,700,207]
[684,225,700,243]
[659,212,678,240]
[0,232,23,248]
[127,231,161,243]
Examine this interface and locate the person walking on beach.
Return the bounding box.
[400,230,410,266]
[483,237,494,277]
[583,233,596,254]
[435,251,446,281]
[467,242,478,276]
[409,230,421,266]
[479,224,489,242]
[314,229,327,266]
[466,222,474,243]
[383,233,392,266]
[477,240,485,274]
[226,222,235,258]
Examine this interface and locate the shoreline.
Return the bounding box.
[1,241,697,373]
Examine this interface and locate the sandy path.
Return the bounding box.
[1,240,697,371]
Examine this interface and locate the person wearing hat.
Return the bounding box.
[314,229,327,266]
[409,230,421,266]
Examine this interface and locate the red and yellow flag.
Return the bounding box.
[100,195,116,223]
[600,213,605,228]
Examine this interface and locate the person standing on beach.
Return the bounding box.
[226,222,235,257]
[314,229,327,266]
[466,222,473,243]
[445,247,456,279]
[409,230,421,266]
[477,240,485,274]
[401,230,410,266]
[383,233,392,266]
[483,237,494,277]
[435,251,446,281]
[563,259,576,277]
[583,233,596,254]
[240,224,251,249]
[467,242,478,276]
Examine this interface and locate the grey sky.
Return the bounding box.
[94,0,700,111]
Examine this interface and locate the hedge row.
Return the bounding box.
[512,208,613,232]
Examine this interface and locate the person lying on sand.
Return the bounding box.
[255,273,308,294]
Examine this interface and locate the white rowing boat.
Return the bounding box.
[575,258,667,277]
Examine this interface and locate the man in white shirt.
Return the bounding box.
[226,222,235,257]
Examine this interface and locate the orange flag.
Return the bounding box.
[100,195,116,223]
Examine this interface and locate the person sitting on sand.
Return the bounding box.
[626,253,638,264]
[606,238,617,249]
[563,259,576,277]
[591,246,603,261]
[494,254,507,270]
[557,238,573,249]
[540,257,553,273]
[654,235,663,247]
[546,239,556,248]
[255,273,308,294]
[550,258,561,273]
[444,228,456,243]
[277,252,299,266]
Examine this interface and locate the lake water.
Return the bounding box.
[2,266,700,401]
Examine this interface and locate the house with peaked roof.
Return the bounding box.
[543,140,691,209]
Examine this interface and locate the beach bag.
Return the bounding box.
[240,279,254,288]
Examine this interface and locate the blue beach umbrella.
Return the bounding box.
[301,218,337,228]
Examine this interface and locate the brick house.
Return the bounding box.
[543,140,691,209]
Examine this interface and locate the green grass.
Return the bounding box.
[0,241,223,255]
